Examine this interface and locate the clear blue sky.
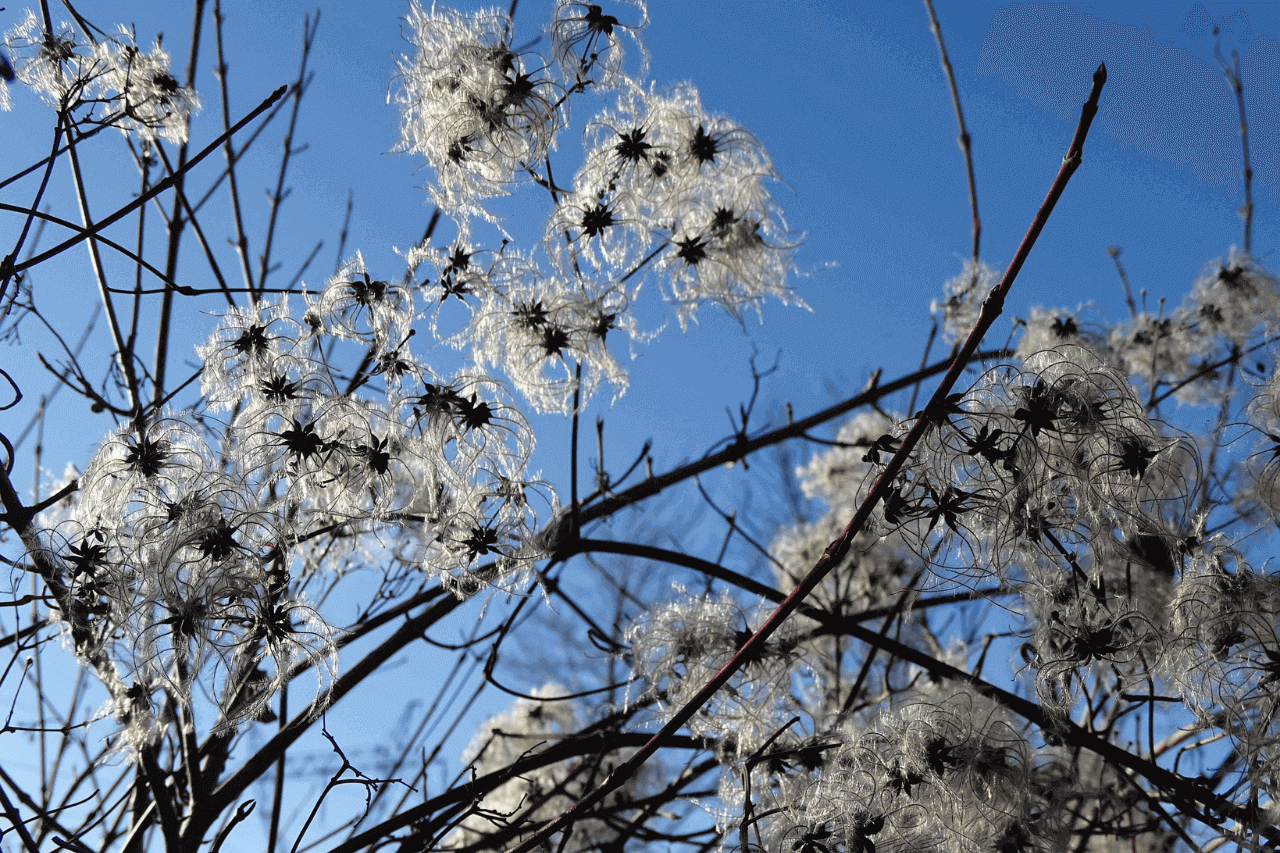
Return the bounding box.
[1,0,1277,828]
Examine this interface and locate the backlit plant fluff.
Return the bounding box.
[4,10,198,141]
[1,1,1278,851]
[12,0,802,756]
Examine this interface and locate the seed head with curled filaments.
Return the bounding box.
[931,257,999,345]
[403,237,516,342]
[656,190,804,331]
[107,498,295,714]
[1105,307,1202,394]
[45,521,126,632]
[624,589,803,748]
[393,3,562,213]
[91,27,200,143]
[795,411,898,509]
[407,463,555,592]
[789,740,926,853]
[268,402,382,513]
[221,593,336,730]
[77,417,215,516]
[3,11,90,105]
[571,81,784,223]
[1025,597,1156,709]
[44,246,550,753]
[1014,304,1110,362]
[1186,248,1280,350]
[544,189,651,278]
[465,270,636,413]
[4,13,198,141]
[1167,550,1280,770]
[785,693,1039,853]
[400,373,534,475]
[196,295,309,411]
[313,253,413,346]
[1242,359,1280,525]
[550,0,648,92]
[877,695,1032,826]
[872,346,1199,584]
[571,101,676,220]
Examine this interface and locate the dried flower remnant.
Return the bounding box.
[3,12,198,140]
[550,0,648,92]
[392,3,562,213]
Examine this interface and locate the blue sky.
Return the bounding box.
[1,0,1277,833]
[3,1,1276,486]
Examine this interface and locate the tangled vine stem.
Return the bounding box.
[509,60,1110,853]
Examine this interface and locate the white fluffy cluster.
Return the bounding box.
[758,243,1280,848]
[1014,248,1280,406]
[30,0,806,759]
[930,257,999,345]
[447,684,647,852]
[42,258,555,749]
[562,80,803,330]
[3,11,199,141]
[386,2,799,415]
[625,588,804,752]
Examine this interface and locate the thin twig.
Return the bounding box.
[1213,28,1253,253]
[62,114,142,416]
[256,12,320,298]
[1107,244,1138,317]
[213,0,257,293]
[151,0,208,407]
[923,0,980,261]
[575,347,1011,528]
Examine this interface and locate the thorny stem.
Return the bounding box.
[509,62,1110,853]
